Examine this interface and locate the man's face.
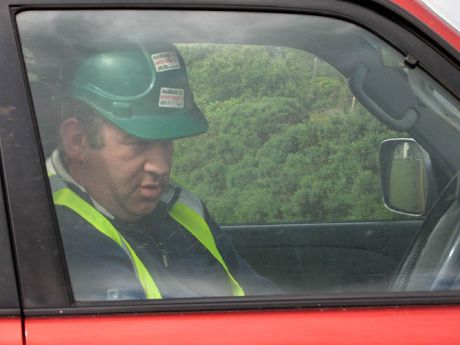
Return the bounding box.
[78,121,173,221]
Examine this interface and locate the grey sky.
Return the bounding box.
[420,0,460,32]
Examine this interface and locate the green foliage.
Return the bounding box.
[173,44,404,224]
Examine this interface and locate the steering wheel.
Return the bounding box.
[390,174,459,291]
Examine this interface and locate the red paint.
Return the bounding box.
[391,0,460,52]
[25,306,460,345]
[0,318,23,345]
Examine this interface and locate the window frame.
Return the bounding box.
[0,169,20,315]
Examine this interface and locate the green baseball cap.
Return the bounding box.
[61,41,208,140]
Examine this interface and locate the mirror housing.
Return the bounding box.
[379,138,436,216]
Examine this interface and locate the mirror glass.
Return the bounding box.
[388,141,428,215]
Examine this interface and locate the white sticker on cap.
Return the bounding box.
[159,88,184,109]
[151,51,181,72]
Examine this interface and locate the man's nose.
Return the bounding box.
[143,141,173,177]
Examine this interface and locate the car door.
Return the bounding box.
[2,0,460,344]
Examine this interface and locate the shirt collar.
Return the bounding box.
[46,149,116,219]
[46,149,179,220]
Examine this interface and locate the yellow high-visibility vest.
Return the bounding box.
[49,173,245,299]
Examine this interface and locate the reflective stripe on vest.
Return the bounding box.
[169,202,244,296]
[53,187,162,299]
[49,174,244,298]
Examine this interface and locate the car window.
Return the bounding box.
[173,44,404,224]
[16,10,460,302]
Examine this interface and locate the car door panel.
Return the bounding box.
[0,318,22,345]
[25,307,460,345]
[227,221,421,293]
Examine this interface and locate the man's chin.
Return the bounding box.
[131,200,160,217]
[115,196,161,221]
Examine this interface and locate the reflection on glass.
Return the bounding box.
[15,9,460,301]
[389,142,428,215]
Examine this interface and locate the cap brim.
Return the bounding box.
[103,104,209,140]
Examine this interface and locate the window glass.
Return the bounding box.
[174,44,404,224]
[16,10,460,301]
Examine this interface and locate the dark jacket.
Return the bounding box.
[56,183,279,301]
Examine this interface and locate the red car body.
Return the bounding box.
[392,0,460,51]
[25,307,460,345]
[1,0,460,344]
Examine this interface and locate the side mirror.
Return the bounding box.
[379,138,435,216]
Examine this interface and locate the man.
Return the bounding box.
[46,41,277,300]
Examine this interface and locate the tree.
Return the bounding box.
[173,44,406,224]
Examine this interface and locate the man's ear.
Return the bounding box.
[60,118,88,161]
